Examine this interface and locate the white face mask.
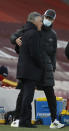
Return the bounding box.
[43,18,52,27]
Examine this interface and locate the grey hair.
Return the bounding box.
[27,12,41,22]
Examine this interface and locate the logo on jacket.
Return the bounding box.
[49,38,53,42]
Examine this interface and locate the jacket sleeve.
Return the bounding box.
[28,31,46,68]
[51,54,56,72]
[65,42,69,59]
[10,28,24,54]
[10,28,24,45]
[50,35,57,72]
[15,44,20,54]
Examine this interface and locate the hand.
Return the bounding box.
[16,37,22,46]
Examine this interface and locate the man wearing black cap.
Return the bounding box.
[41,9,64,128]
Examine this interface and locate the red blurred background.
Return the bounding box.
[0,0,69,98]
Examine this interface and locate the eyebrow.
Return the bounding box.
[45,16,53,20]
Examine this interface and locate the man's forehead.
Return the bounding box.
[35,16,42,20]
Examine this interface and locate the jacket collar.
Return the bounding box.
[23,21,37,32]
[42,24,53,31]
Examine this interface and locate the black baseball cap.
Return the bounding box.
[44,9,56,20]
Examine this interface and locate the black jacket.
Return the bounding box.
[65,42,69,59]
[16,22,46,81]
[10,24,57,87]
[37,25,57,87]
[10,28,24,45]
[10,25,26,54]
[10,25,57,72]
[41,25,57,72]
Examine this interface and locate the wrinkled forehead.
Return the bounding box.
[35,16,42,21]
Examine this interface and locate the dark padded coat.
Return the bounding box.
[38,25,57,87]
[10,24,57,87]
[15,22,46,81]
[41,25,57,72]
[65,42,69,59]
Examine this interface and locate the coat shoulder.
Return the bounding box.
[51,29,57,37]
[25,29,38,37]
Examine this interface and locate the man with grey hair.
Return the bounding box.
[11,12,45,128]
[10,10,64,129]
[10,12,42,46]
